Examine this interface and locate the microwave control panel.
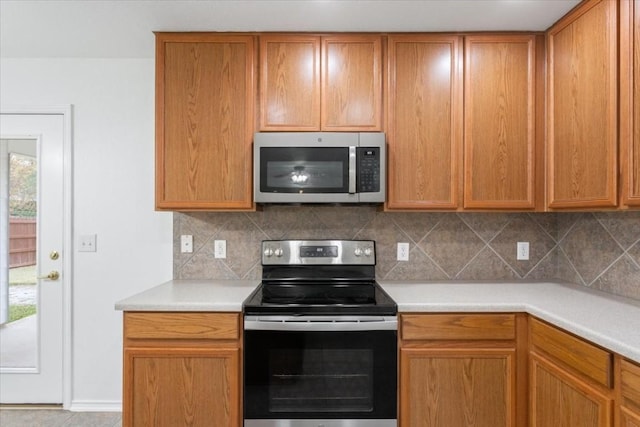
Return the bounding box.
[357,147,381,193]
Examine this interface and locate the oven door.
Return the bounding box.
[244,316,397,427]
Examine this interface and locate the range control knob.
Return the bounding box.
[263,248,274,257]
[354,248,363,257]
[274,248,284,257]
[364,247,372,257]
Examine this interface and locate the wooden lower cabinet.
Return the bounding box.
[122,312,241,427]
[529,317,614,427]
[399,313,522,427]
[400,348,515,426]
[530,352,612,427]
[620,358,640,427]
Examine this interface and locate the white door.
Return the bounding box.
[0,110,69,404]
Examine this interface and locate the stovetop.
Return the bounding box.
[242,240,397,316]
[242,281,397,315]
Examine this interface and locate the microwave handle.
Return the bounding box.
[349,146,357,194]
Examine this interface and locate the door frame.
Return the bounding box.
[0,105,73,408]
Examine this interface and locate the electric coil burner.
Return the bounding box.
[243,240,398,427]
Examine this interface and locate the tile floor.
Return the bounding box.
[0,407,121,427]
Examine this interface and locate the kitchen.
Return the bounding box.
[1,0,640,426]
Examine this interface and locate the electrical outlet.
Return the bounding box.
[517,242,530,261]
[397,242,410,261]
[214,240,227,259]
[180,235,193,253]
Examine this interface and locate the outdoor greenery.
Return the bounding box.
[8,267,37,322]
[9,152,37,218]
[9,304,36,322]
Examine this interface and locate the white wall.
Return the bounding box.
[0,58,173,409]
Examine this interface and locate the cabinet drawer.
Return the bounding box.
[124,312,239,341]
[622,359,640,408]
[530,317,611,388]
[401,314,516,341]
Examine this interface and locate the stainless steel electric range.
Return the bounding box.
[243,239,397,427]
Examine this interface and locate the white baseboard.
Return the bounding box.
[68,400,122,412]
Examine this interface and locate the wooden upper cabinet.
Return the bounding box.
[259,34,382,131]
[621,0,640,207]
[386,35,463,209]
[547,0,618,209]
[259,35,321,130]
[322,35,382,130]
[155,33,255,210]
[464,35,540,210]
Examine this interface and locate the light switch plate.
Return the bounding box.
[79,234,97,252]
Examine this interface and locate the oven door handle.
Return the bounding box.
[244,315,397,331]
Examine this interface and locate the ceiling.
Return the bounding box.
[1,0,581,58]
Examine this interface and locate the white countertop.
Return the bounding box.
[115,279,640,364]
[380,281,640,364]
[114,280,259,312]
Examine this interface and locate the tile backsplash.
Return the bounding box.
[173,207,640,301]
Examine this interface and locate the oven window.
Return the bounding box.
[259,147,349,193]
[268,348,373,413]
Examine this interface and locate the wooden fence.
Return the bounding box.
[9,217,36,267]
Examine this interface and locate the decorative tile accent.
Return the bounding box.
[629,242,640,266]
[489,214,556,277]
[456,247,519,280]
[594,211,640,249]
[213,216,267,278]
[385,247,449,281]
[173,208,640,301]
[459,213,512,242]
[355,213,412,278]
[525,248,559,280]
[313,205,378,239]
[556,247,585,285]
[390,212,445,243]
[592,255,640,301]
[418,215,485,278]
[556,212,589,241]
[559,214,624,285]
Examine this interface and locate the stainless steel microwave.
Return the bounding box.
[254,132,386,204]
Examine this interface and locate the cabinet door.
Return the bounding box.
[621,359,640,427]
[259,35,321,130]
[400,348,515,427]
[530,352,612,427]
[155,33,255,210]
[547,0,618,209]
[123,347,240,427]
[322,35,382,131]
[386,35,463,209]
[621,408,640,427]
[621,0,640,207]
[464,35,539,209]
